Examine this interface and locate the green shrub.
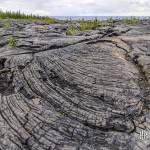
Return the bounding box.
[9,36,17,48]
[66,25,78,35]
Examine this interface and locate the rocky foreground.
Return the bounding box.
[0,20,150,150]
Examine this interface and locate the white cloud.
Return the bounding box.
[0,0,149,16]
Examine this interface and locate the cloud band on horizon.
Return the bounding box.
[0,0,150,16]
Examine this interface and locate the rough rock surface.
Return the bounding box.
[0,20,150,150]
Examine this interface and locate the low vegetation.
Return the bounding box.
[3,21,11,29]
[0,10,56,24]
[79,18,100,30]
[8,36,17,48]
[66,17,114,35]
[68,17,114,31]
[66,25,78,35]
[121,17,140,25]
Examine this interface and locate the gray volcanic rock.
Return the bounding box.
[77,30,101,36]
[0,20,149,150]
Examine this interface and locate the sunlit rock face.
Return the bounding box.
[0,20,149,150]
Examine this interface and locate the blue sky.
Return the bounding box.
[0,0,150,16]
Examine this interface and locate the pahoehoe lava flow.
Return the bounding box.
[0,20,150,150]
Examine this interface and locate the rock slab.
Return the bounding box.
[0,20,150,150]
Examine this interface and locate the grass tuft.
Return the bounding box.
[9,36,17,48]
[3,21,11,29]
[66,25,78,35]
[80,18,100,30]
